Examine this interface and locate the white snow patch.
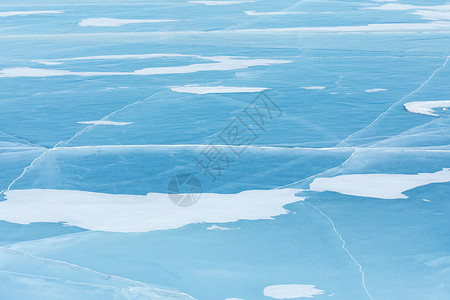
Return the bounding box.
[0,67,73,77]
[236,22,450,33]
[0,55,291,78]
[301,86,325,90]
[170,85,268,94]
[413,10,450,21]
[264,284,325,299]
[0,188,303,232]
[105,87,129,90]
[0,10,64,17]
[244,11,305,16]
[366,3,450,21]
[77,121,133,126]
[310,169,450,199]
[79,18,177,27]
[31,59,63,65]
[188,1,254,5]
[404,100,450,116]
[365,88,388,92]
[32,53,192,63]
[366,4,450,12]
[207,225,237,230]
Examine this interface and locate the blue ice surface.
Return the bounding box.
[0,0,449,299]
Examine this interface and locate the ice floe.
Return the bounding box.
[310,169,450,199]
[79,18,177,27]
[0,188,303,232]
[0,10,64,17]
[404,100,450,116]
[263,284,325,299]
[170,85,268,94]
[77,121,133,126]
[0,55,291,78]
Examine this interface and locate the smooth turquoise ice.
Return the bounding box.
[0,0,449,299]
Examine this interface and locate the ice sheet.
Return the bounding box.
[0,0,449,299]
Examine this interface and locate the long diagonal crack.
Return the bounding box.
[340,55,450,146]
[0,90,165,196]
[0,246,197,299]
[270,57,450,299]
[0,129,48,149]
[304,200,374,300]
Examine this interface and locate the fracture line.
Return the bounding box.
[304,200,374,300]
[275,147,357,190]
[0,150,51,196]
[340,55,450,146]
[274,148,374,298]
[0,129,48,149]
[55,90,164,148]
[0,90,165,196]
[0,246,197,299]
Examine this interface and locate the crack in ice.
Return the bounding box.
[0,247,198,299]
[340,55,450,146]
[303,200,374,300]
[273,148,376,299]
[0,90,166,196]
[0,129,48,150]
[274,148,357,190]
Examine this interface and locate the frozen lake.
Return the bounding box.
[0,0,449,299]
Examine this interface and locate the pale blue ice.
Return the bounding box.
[0,0,449,299]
